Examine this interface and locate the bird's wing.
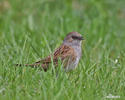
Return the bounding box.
[35,45,76,67]
[15,45,76,71]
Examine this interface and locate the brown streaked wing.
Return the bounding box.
[35,45,76,68]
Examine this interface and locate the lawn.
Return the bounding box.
[0,0,125,100]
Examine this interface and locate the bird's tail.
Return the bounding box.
[15,63,40,68]
[15,63,48,71]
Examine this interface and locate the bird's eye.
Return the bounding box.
[72,36,84,40]
[72,36,78,39]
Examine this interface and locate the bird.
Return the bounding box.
[16,32,84,72]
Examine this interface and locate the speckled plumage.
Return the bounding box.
[16,32,84,71]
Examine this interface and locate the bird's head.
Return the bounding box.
[63,32,84,47]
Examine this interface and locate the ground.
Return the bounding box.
[0,0,125,100]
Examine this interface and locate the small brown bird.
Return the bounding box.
[16,32,84,71]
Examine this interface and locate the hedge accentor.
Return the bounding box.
[16,32,84,71]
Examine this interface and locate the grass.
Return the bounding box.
[0,0,125,100]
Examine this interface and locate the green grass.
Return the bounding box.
[0,0,125,100]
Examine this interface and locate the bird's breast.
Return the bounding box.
[65,47,81,71]
[65,57,80,71]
